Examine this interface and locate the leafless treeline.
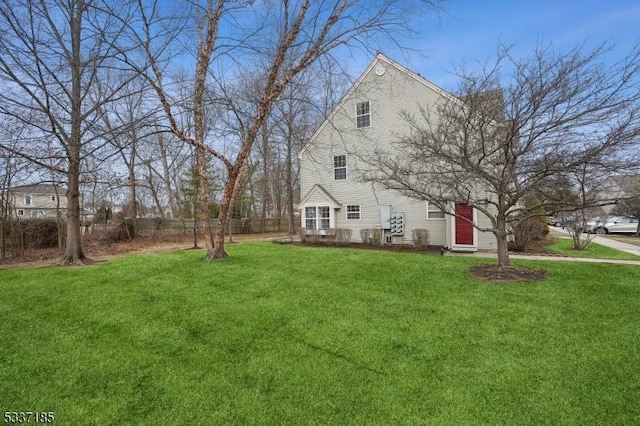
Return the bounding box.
[0,0,438,263]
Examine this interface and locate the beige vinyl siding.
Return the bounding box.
[475,209,497,250]
[16,193,67,209]
[300,55,497,249]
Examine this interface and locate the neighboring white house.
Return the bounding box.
[6,184,73,219]
[298,53,497,252]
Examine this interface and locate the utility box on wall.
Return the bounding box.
[380,205,391,230]
[390,212,405,236]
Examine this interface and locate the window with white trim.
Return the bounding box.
[24,195,31,205]
[333,155,347,180]
[305,206,330,230]
[18,209,24,216]
[346,205,361,220]
[51,196,57,202]
[427,203,445,220]
[356,101,370,128]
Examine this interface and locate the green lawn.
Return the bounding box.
[1,243,639,425]
[546,237,640,260]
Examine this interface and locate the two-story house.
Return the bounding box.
[298,53,496,251]
[8,184,70,219]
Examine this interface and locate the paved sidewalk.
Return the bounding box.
[445,251,640,266]
[589,234,640,257]
[550,226,640,257]
[446,229,640,266]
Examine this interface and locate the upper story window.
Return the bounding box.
[24,195,31,205]
[334,155,347,180]
[51,196,57,202]
[356,101,370,128]
[427,203,445,220]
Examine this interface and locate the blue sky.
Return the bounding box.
[375,0,640,91]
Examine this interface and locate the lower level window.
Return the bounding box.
[427,203,445,219]
[305,206,330,230]
[346,205,361,220]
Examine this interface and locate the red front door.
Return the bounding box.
[455,203,474,245]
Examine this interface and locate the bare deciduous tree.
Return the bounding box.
[0,0,140,264]
[134,0,441,260]
[364,42,640,267]
[0,119,31,258]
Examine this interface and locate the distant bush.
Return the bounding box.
[14,219,62,249]
[510,216,544,252]
[412,229,430,249]
[334,228,352,245]
[305,229,320,243]
[105,218,136,242]
[371,229,382,246]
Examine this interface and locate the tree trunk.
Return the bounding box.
[52,185,64,250]
[0,218,5,259]
[145,163,164,219]
[211,223,228,258]
[210,176,235,259]
[57,0,86,265]
[158,134,177,219]
[210,162,247,259]
[59,158,86,265]
[285,140,296,236]
[260,122,269,233]
[495,214,511,268]
[128,161,137,237]
[195,145,215,258]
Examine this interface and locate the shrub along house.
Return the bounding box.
[298,53,497,251]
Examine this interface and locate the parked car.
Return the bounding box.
[586,216,618,233]
[547,215,573,227]
[547,216,562,227]
[594,216,639,234]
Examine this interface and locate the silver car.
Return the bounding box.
[587,216,618,233]
[596,216,639,234]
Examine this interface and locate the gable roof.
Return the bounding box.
[10,184,67,195]
[299,184,342,208]
[299,53,460,159]
[609,175,640,195]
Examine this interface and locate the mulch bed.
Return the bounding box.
[293,240,444,254]
[469,264,548,283]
